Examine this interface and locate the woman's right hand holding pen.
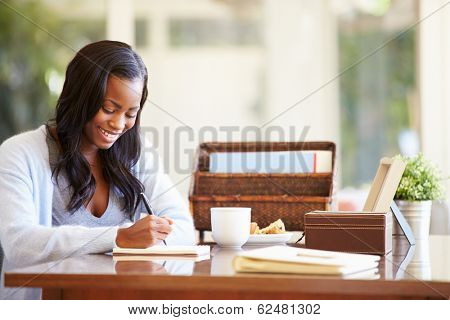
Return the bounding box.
[115,215,173,248]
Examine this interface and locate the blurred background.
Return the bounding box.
[1,0,449,209]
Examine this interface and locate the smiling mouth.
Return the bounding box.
[98,127,121,139]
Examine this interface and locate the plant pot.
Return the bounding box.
[393,200,432,240]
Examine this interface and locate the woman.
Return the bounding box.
[0,40,195,267]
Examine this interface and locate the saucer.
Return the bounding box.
[245,232,293,246]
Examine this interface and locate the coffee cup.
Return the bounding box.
[211,207,251,248]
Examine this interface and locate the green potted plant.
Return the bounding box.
[394,153,444,239]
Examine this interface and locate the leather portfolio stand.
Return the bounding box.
[304,211,392,255]
[304,157,406,256]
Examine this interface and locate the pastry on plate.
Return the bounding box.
[250,222,260,234]
[250,219,286,235]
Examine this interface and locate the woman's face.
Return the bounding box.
[82,75,143,152]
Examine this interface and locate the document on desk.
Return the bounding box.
[113,254,210,262]
[233,246,380,276]
[113,245,210,256]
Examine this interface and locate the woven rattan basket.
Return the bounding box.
[189,141,336,233]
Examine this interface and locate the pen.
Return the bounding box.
[140,192,167,245]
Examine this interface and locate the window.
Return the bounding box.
[338,0,419,187]
[135,18,149,48]
[169,18,261,47]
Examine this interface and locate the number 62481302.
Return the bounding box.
[257,303,321,315]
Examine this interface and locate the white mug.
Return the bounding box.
[211,207,251,248]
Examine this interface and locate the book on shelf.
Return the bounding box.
[112,245,210,257]
[233,246,380,276]
[209,150,332,173]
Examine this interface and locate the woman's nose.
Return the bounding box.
[108,115,126,131]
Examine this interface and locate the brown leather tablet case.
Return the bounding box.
[304,211,392,255]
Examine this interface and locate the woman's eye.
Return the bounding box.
[126,114,137,119]
[102,107,114,114]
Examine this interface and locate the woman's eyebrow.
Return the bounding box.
[105,98,139,110]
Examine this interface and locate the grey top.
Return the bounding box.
[46,129,133,227]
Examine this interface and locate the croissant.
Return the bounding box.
[250,219,286,235]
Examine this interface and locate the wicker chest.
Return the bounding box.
[189,141,336,233]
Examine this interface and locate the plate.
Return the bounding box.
[245,232,293,246]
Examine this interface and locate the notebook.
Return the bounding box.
[233,246,380,276]
[113,254,210,262]
[113,245,210,256]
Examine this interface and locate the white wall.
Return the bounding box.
[419,0,450,196]
[263,0,339,141]
[107,0,134,45]
[263,0,340,186]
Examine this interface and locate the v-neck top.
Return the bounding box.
[46,128,133,227]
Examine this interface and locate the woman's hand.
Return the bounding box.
[115,215,173,248]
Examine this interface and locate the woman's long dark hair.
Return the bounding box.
[51,40,147,213]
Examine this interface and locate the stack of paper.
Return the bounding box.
[233,246,380,276]
[113,245,210,257]
[209,150,332,173]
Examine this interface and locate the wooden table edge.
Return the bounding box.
[5,273,450,299]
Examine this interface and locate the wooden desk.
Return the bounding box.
[4,236,450,299]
